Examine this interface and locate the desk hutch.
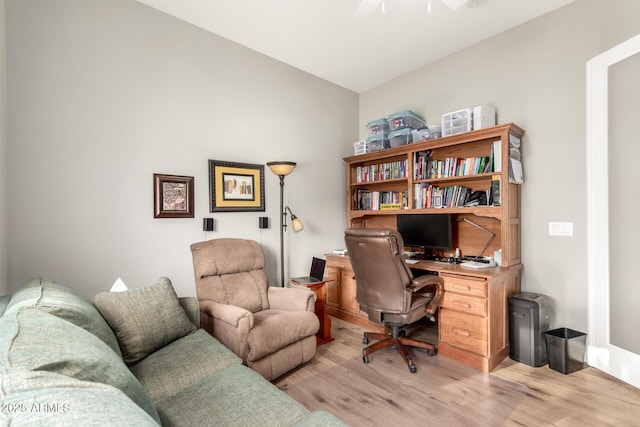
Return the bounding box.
[326,123,525,372]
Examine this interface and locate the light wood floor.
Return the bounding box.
[274,317,640,426]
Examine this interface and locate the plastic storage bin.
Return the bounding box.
[472,104,496,130]
[366,118,390,136]
[353,140,367,155]
[442,108,472,136]
[389,128,413,147]
[387,110,425,131]
[366,133,390,152]
[508,292,551,367]
[544,328,587,374]
[353,135,390,155]
[427,124,441,139]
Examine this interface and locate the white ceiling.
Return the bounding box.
[136,0,575,93]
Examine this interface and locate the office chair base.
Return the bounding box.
[362,330,437,373]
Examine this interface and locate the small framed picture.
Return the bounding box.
[209,160,265,212]
[153,174,194,218]
[433,194,443,208]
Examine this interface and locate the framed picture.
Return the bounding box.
[433,194,443,208]
[153,174,194,218]
[209,160,265,212]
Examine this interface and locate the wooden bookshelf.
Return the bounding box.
[344,123,524,267]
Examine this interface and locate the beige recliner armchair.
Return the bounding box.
[190,238,319,380]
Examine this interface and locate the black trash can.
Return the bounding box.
[508,292,551,367]
[544,328,587,374]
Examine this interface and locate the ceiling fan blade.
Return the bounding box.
[354,0,383,23]
[440,0,468,10]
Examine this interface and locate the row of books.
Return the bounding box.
[414,153,492,180]
[355,160,408,183]
[353,188,408,211]
[414,183,473,209]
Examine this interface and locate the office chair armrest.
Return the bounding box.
[409,275,444,316]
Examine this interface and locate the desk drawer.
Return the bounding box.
[442,274,487,298]
[442,293,487,316]
[440,309,488,356]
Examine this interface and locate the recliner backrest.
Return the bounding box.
[191,238,270,313]
[344,228,413,315]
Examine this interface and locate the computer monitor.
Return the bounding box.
[396,213,452,259]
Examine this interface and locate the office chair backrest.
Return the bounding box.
[344,228,413,315]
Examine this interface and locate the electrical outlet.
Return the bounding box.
[548,221,573,237]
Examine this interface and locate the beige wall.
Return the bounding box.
[4,0,358,297]
[0,0,7,295]
[359,0,640,331]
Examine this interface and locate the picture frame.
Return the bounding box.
[153,174,194,218]
[209,160,265,212]
[433,194,443,208]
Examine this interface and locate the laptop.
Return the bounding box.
[291,257,326,285]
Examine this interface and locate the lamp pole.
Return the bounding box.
[277,174,286,287]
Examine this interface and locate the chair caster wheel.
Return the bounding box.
[409,364,417,373]
[363,355,370,364]
[362,337,370,345]
[427,349,437,356]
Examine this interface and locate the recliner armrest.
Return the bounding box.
[199,299,255,329]
[409,275,444,316]
[268,287,316,312]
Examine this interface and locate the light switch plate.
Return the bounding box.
[549,221,573,237]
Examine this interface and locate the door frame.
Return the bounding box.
[586,33,640,390]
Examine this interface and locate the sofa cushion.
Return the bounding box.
[94,277,196,364]
[154,364,309,427]
[247,309,319,361]
[0,308,160,423]
[0,368,160,426]
[3,278,121,356]
[129,329,241,402]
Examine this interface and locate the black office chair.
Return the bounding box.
[344,228,444,373]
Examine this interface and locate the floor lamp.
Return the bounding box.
[267,161,304,286]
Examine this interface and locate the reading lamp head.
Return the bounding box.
[285,206,304,232]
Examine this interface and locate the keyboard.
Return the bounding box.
[460,260,495,269]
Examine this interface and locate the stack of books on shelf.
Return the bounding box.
[353,189,408,211]
[414,183,471,209]
[355,159,407,183]
[414,152,491,180]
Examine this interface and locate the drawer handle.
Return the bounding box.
[452,328,471,337]
[452,300,472,309]
[452,285,472,291]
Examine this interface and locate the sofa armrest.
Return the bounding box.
[178,296,199,327]
[0,294,11,316]
[268,287,316,312]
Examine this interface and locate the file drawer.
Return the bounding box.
[442,292,487,316]
[440,309,488,356]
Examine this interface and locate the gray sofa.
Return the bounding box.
[0,277,346,426]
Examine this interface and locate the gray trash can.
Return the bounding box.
[508,292,551,367]
[544,328,587,374]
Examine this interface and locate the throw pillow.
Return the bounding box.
[94,277,196,364]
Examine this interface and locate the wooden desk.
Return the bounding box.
[324,254,521,372]
[289,279,334,346]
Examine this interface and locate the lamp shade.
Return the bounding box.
[267,161,296,176]
[291,217,304,232]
